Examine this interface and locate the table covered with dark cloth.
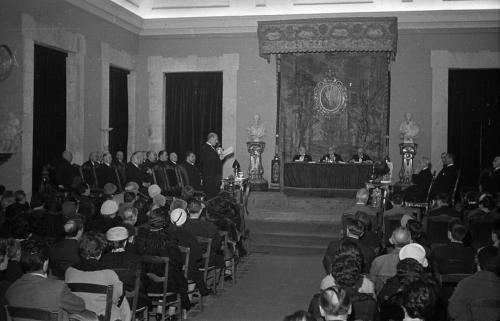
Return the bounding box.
[284,162,372,189]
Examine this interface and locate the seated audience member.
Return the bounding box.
[466,193,498,224]
[49,217,84,279]
[5,190,30,222]
[428,192,461,219]
[350,148,372,164]
[405,157,433,202]
[98,152,119,189]
[492,219,500,247]
[448,246,500,321]
[370,227,412,293]
[5,240,94,320]
[120,206,138,227]
[320,145,343,163]
[134,208,190,310]
[87,200,121,234]
[181,185,196,203]
[283,310,315,321]
[431,223,475,274]
[309,286,352,321]
[479,155,500,197]
[399,243,429,269]
[75,183,96,221]
[323,239,362,275]
[292,146,312,162]
[430,152,458,200]
[355,211,380,250]
[66,232,131,321]
[384,193,418,218]
[344,188,377,219]
[406,220,430,255]
[0,239,22,284]
[180,151,202,190]
[401,279,438,321]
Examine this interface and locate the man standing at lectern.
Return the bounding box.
[200,132,225,200]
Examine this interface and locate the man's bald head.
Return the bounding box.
[62,150,73,162]
[356,188,369,203]
[390,227,412,247]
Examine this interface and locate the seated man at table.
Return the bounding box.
[320,145,343,163]
[350,148,373,164]
[293,146,312,162]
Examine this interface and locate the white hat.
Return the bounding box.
[153,194,166,207]
[399,243,428,267]
[101,200,118,216]
[106,226,129,241]
[170,208,187,227]
[148,184,162,198]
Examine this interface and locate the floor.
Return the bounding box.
[189,253,324,321]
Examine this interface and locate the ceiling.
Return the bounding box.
[64,0,500,35]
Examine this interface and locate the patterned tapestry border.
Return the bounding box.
[258,17,397,61]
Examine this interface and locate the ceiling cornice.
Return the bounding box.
[64,0,500,36]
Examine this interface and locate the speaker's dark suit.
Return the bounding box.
[320,153,343,163]
[405,167,433,202]
[200,143,223,200]
[292,154,313,162]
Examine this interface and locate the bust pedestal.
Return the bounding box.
[247,141,268,191]
[399,143,417,185]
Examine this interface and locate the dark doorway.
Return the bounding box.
[33,44,67,192]
[109,66,129,160]
[448,69,500,191]
[164,72,223,160]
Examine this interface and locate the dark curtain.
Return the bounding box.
[164,72,223,160]
[279,52,389,163]
[448,69,500,190]
[33,45,67,192]
[109,66,129,160]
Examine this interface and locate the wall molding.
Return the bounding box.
[147,54,239,176]
[21,13,86,194]
[430,50,500,168]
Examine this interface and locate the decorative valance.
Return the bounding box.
[258,17,398,61]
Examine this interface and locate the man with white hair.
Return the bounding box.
[344,188,378,219]
[126,151,149,190]
[81,152,100,188]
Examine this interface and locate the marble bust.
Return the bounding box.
[247,114,266,142]
[399,112,420,144]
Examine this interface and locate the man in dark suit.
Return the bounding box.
[81,152,100,188]
[180,151,202,190]
[49,217,84,279]
[5,240,93,319]
[56,150,77,190]
[143,151,157,184]
[350,148,373,163]
[320,145,343,163]
[292,146,312,162]
[112,150,127,188]
[431,223,475,274]
[431,152,458,200]
[428,192,461,219]
[98,151,120,189]
[405,157,433,202]
[200,132,225,200]
[126,151,149,190]
[480,156,500,197]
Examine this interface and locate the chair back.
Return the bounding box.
[427,215,453,244]
[178,246,191,279]
[66,283,113,321]
[142,255,169,321]
[382,214,403,247]
[439,273,471,286]
[5,306,58,321]
[129,268,142,321]
[196,236,213,268]
[451,169,461,206]
[466,298,500,321]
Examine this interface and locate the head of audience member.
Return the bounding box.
[493,156,500,170]
[89,151,99,164]
[185,151,196,164]
[478,193,494,212]
[169,152,178,164]
[187,199,203,219]
[448,222,467,243]
[170,208,187,227]
[389,227,412,249]
[20,239,49,275]
[131,151,142,166]
[106,226,129,251]
[323,239,364,275]
[149,207,168,230]
[401,214,416,228]
[440,152,448,166]
[123,191,137,204]
[156,150,166,162]
[147,151,157,163]
[399,243,428,268]
[148,184,162,199]
[62,150,73,163]
[76,182,91,196]
[476,245,499,272]
[319,286,351,321]
[464,191,478,207]
[435,192,450,207]
[79,232,107,260]
[407,220,426,245]
[396,258,425,287]
[355,188,369,205]
[103,151,112,165]
[344,218,365,240]
[354,211,372,232]
[283,310,315,321]
[103,183,117,197]
[492,220,500,247]
[402,279,437,321]
[298,146,306,156]
[170,198,187,212]
[64,217,84,240]
[121,206,138,226]
[14,190,27,204]
[116,150,124,162]
[331,252,362,289]
[125,181,139,194]
[391,193,404,207]
[100,200,119,218]
[181,185,195,201]
[207,132,218,147]
[0,241,8,271]
[1,191,14,209]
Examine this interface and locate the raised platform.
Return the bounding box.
[245,192,353,255]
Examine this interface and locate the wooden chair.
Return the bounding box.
[67,283,113,321]
[141,255,181,321]
[5,306,59,321]
[426,214,454,244]
[196,236,217,293]
[128,268,148,321]
[466,298,500,321]
[218,230,237,288]
[451,169,461,207]
[178,246,203,312]
[382,213,404,247]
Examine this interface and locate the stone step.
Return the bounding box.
[248,192,353,212]
[251,231,334,247]
[250,242,326,256]
[247,219,341,235]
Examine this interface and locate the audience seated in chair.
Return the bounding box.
[308,286,352,321]
[344,188,377,221]
[87,200,122,235]
[49,217,84,279]
[465,193,499,224]
[448,245,500,321]
[401,279,438,321]
[428,192,461,219]
[405,157,433,203]
[384,193,418,218]
[355,211,381,251]
[369,227,412,293]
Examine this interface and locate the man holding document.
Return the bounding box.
[200,132,233,200]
